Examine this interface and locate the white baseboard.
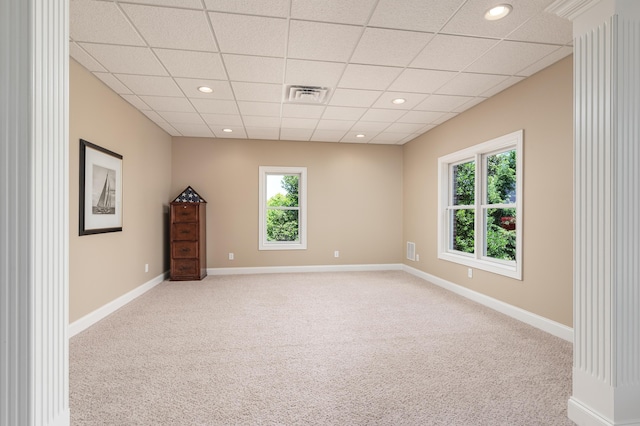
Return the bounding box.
[68,272,168,338]
[208,263,403,275]
[402,265,574,342]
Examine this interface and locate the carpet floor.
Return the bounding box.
[70,271,573,425]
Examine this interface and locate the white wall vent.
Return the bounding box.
[406,241,416,261]
[285,85,330,104]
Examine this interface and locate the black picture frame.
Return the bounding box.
[79,139,123,235]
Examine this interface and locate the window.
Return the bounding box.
[259,166,307,250]
[438,130,522,279]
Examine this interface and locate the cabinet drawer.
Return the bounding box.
[172,204,198,223]
[171,259,198,277]
[172,241,198,259]
[172,223,197,240]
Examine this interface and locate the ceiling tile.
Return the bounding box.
[465,41,560,75]
[232,82,282,102]
[70,0,144,46]
[516,46,573,76]
[480,76,526,98]
[397,111,444,124]
[310,129,347,142]
[243,116,281,128]
[342,132,376,143]
[389,68,457,93]
[223,54,284,83]
[291,0,377,25]
[410,34,499,71]
[435,73,509,97]
[442,0,552,38]
[200,114,244,127]
[70,43,107,72]
[154,49,227,79]
[155,121,181,137]
[369,0,465,32]
[124,0,203,7]
[280,118,319,129]
[338,64,403,90]
[282,104,326,119]
[212,127,248,138]
[141,110,165,123]
[351,28,433,67]
[80,43,167,76]
[245,127,280,140]
[171,123,214,137]
[452,97,487,113]
[507,12,573,45]
[93,73,132,94]
[288,20,362,62]
[120,94,151,111]
[115,74,182,96]
[371,92,428,110]
[175,78,234,100]
[237,102,281,117]
[122,4,217,51]
[351,121,390,132]
[359,109,405,122]
[209,13,286,56]
[158,111,204,124]
[280,128,314,141]
[432,113,457,125]
[328,88,382,108]
[415,94,475,112]
[139,96,194,112]
[285,60,345,88]
[204,0,289,18]
[384,122,426,133]
[316,120,355,130]
[322,107,366,121]
[370,132,412,144]
[190,99,239,114]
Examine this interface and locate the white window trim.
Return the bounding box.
[437,130,523,280]
[259,166,307,251]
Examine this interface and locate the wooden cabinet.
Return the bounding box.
[170,201,206,280]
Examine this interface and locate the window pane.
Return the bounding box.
[486,150,516,204]
[266,209,299,242]
[267,174,299,207]
[485,208,516,261]
[452,160,475,205]
[451,209,475,253]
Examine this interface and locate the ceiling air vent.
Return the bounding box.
[285,85,330,104]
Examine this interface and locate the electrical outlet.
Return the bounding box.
[468,268,473,278]
[416,254,420,262]
[334,250,339,258]
[228,253,234,260]
[144,264,149,273]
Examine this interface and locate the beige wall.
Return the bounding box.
[69,59,173,323]
[171,138,403,268]
[403,56,573,326]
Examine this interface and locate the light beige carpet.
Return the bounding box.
[70,271,573,425]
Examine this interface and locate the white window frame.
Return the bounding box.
[259,166,307,251]
[437,130,523,280]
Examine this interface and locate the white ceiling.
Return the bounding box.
[70,0,572,145]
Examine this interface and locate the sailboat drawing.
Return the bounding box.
[93,168,116,215]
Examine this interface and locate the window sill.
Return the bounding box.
[259,242,307,251]
[438,252,522,280]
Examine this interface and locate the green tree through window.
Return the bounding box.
[266,175,300,242]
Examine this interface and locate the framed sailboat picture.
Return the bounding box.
[79,139,123,235]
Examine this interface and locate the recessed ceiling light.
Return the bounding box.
[356,134,366,138]
[484,4,512,20]
[197,86,213,93]
[222,128,233,133]
[392,98,406,105]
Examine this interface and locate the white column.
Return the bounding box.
[0,0,69,425]
[548,0,640,425]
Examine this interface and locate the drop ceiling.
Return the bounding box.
[69,0,572,145]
